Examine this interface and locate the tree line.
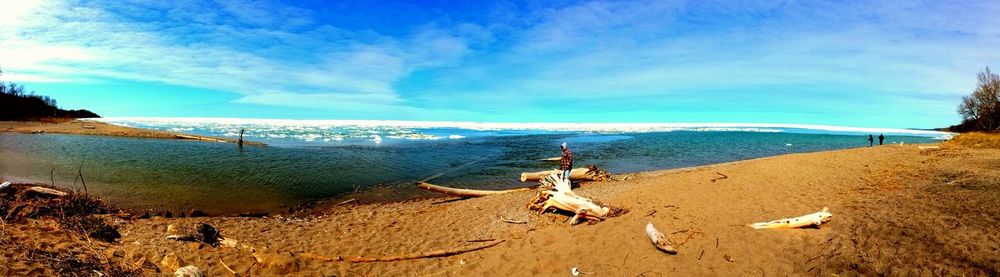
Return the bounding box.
[0,67,100,120]
[954,66,1000,132]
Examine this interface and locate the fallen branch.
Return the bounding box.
[350,239,505,263]
[416,182,533,198]
[500,217,528,224]
[219,259,237,275]
[0,182,10,191]
[710,172,728,182]
[25,186,68,197]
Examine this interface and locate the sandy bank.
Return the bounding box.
[3,139,999,275]
[0,120,264,145]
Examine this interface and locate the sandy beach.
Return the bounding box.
[2,133,998,276]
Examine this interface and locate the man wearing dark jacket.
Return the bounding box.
[878,134,885,145]
[560,142,573,182]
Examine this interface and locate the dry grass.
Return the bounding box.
[949,132,1000,149]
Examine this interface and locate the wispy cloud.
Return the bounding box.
[0,0,480,110]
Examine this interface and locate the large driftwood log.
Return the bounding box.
[521,165,612,182]
[415,182,534,198]
[527,173,614,225]
[750,207,832,229]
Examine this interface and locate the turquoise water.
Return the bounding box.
[0,130,938,214]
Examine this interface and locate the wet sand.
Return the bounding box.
[3,137,999,276]
[0,120,263,145]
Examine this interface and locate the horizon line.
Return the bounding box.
[93,116,954,136]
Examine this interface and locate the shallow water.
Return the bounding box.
[0,131,936,214]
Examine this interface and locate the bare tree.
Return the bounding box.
[957,66,1000,131]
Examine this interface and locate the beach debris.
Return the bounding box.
[527,173,622,225]
[724,254,736,263]
[710,172,729,182]
[500,216,528,224]
[750,207,832,229]
[338,198,357,205]
[82,125,96,129]
[540,156,562,162]
[219,260,238,275]
[253,251,300,274]
[571,267,594,275]
[918,146,941,150]
[416,181,534,198]
[31,130,44,134]
[520,165,612,182]
[174,265,204,277]
[25,186,68,197]
[160,253,184,272]
[0,182,10,191]
[166,223,224,246]
[350,239,506,263]
[645,222,678,254]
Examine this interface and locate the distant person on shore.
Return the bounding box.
[878,134,885,145]
[560,142,573,182]
[868,134,874,147]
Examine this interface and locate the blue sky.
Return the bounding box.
[1,0,997,128]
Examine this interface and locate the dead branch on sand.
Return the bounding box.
[710,172,728,182]
[350,239,506,263]
[416,181,534,198]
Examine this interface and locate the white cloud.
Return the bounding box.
[0,0,480,110]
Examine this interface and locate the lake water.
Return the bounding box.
[0,119,946,214]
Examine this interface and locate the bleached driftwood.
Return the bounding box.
[527,173,611,225]
[750,207,832,229]
[521,168,590,182]
[540,156,561,162]
[520,165,613,182]
[0,182,10,191]
[415,182,534,198]
[918,146,940,150]
[645,222,677,254]
[350,239,505,263]
[25,186,68,197]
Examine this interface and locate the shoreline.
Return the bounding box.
[0,119,265,146]
[3,136,999,275]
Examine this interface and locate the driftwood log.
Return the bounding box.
[350,239,505,263]
[415,182,534,198]
[520,165,612,182]
[25,186,68,197]
[527,173,618,225]
[750,207,832,229]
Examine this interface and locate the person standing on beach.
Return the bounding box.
[560,142,573,182]
[868,134,874,147]
[878,134,885,145]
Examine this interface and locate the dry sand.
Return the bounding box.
[0,120,263,145]
[3,138,999,276]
